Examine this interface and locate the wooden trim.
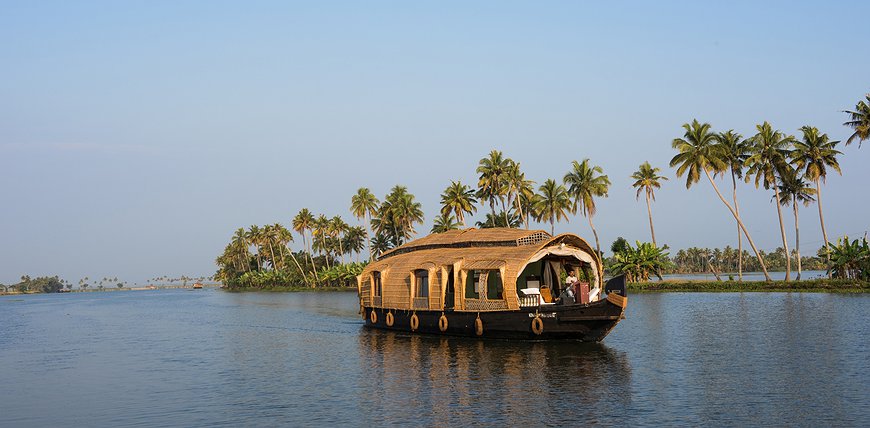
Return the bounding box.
[606,293,627,308]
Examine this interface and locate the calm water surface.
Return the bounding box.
[1,290,867,427]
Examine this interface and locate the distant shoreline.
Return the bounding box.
[629,278,868,293]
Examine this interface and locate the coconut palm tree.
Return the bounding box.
[329,216,348,264]
[391,191,424,244]
[791,126,842,274]
[475,212,522,228]
[262,224,279,270]
[274,223,307,282]
[374,186,424,246]
[746,121,796,281]
[370,233,392,259]
[245,225,263,270]
[292,208,318,283]
[715,130,750,280]
[504,162,535,229]
[843,93,870,147]
[670,119,771,281]
[563,159,610,256]
[350,188,380,261]
[776,167,816,280]
[342,226,366,262]
[313,215,331,269]
[231,228,250,272]
[630,162,668,246]
[431,212,461,233]
[531,179,573,236]
[440,181,477,227]
[476,150,511,217]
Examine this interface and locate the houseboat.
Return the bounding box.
[357,228,627,341]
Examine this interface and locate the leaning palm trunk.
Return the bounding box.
[587,215,602,258]
[513,198,525,230]
[267,241,277,271]
[320,235,331,270]
[287,249,308,285]
[815,178,831,278]
[703,168,772,281]
[773,184,791,281]
[305,231,319,285]
[365,214,372,262]
[793,201,802,280]
[731,172,743,281]
[645,190,656,246]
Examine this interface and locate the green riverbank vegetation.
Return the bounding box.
[628,279,869,293]
[215,94,870,290]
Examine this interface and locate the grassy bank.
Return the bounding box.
[629,278,869,293]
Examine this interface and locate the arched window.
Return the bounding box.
[372,272,382,297]
[414,269,429,298]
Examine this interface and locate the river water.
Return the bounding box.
[1,289,867,427]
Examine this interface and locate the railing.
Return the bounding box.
[464,299,509,311]
[518,295,540,308]
[413,297,429,310]
[372,296,382,307]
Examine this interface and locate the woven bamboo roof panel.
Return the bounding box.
[377,228,550,260]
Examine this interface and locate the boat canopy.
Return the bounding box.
[358,228,602,312]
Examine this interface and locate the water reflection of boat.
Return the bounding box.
[357,228,627,341]
[357,329,632,424]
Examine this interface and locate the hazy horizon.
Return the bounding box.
[2,1,868,284]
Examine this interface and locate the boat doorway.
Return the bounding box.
[444,268,455,310]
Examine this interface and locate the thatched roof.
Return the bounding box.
[377,228,551,260]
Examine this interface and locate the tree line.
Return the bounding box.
[215,93,870,287]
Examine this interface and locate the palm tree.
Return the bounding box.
[370,233,392,259]
[746,121,796,281]
[245,225,263,270]
[563,159,610,256]
[670,119,771,281]
[843,93,870,147]
[440,181,477,227]
[275,223,307,282]
[329,216,348,264]
[630,162,668,246]
[373,186,424,246]
[431,212,461,233]
[776,167,816,280]
[350,188,380,261]
[342,226,366,262]
[292,208,318,283]
[313,215,331,269]
[231,228,250,272]
[716,130,750,280]
[262,224,279,270]
[475,212,522,228]
[791,126,842,274]
[531,179,573,236]
[476,150,511,217]
[504,162,535,229]
[391,190,424,243]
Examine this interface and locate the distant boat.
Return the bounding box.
[192,282,203,289]
[357,228,627,341]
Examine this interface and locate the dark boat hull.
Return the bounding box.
[362,298,624,341]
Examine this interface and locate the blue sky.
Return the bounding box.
[1,1,868,284]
